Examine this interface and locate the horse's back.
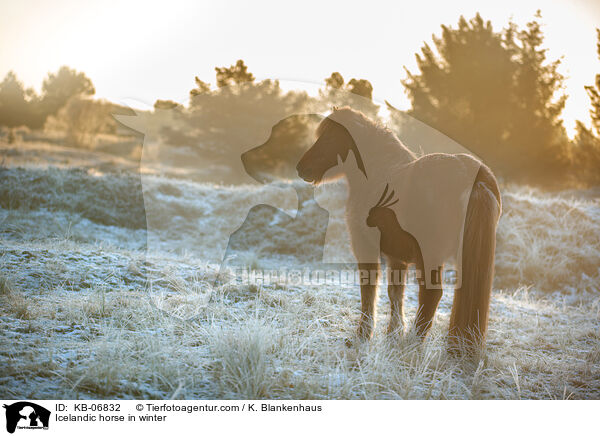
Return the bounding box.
[389,152,484,288]
[408,152,481,176]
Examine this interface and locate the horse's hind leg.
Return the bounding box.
[414,256,442,338]
[386,258,406,334]
[357,262,379,339]
[415,287,443,338]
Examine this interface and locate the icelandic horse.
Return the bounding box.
[296,107,501,352]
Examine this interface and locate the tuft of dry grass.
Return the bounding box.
[0,274,15,295]
[496,185,600,293]
[208,319,276,398]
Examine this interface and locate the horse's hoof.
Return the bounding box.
[386,325,406,336]
[357,323,373,341]
[346,330,371,347]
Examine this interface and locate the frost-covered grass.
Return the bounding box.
[0,143,599,399]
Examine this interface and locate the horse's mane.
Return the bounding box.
[316,107,389,136]
[319,107,416,178]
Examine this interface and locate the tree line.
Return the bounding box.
[397,12,600,187]
[0,66,96,142]
[1,12,599,187]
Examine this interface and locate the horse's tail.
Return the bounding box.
[449,164,501,351]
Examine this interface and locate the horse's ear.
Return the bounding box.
[331,106,338,112]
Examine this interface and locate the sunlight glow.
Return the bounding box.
[1,0,598,136]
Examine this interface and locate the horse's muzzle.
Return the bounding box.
[296,163,311,182]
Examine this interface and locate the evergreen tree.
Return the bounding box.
[215,59,255,88]
[584,29,600,133]
[41,66,95,117]
[572,28,600,186]
[347,79,373,100]
[324,72,344,90]
[190,76,211,97]
[401,12,568,184]
[162,60,314,183]
[320,72,378,118]
[0,72,38,142]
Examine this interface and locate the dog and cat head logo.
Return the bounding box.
[3,402,50,433]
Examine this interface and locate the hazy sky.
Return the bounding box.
[1,0,599,136]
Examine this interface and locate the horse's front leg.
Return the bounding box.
[357,262,380,339]
[386,258,406,334]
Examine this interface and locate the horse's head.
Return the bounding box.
[366,184,399,228]
[296,109,366,184]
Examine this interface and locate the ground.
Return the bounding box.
[0,139,599,399]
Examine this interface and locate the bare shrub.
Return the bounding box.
[45,97,116,148]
